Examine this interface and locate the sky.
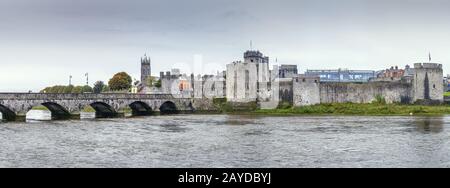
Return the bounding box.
[1,0,450,92]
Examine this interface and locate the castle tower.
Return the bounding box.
[141,54,151,85]
[226,50,271,102]
[413,63,443,103]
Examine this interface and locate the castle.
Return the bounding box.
[141,50,444,108]
[225,50,444,107]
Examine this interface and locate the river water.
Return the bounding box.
[1,111,450,168]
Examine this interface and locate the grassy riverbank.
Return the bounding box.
[254,103,450,116]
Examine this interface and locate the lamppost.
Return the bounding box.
[69,75,72,86]
[85,73,89,86]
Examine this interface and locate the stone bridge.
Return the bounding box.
[0,93,201,121]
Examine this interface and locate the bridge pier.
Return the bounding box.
[11,115,26,122]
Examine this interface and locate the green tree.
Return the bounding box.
[82,85,93,93]
[57,85,66,93]
[154,79,161,88]
[93,81,105,94]
[63,85,74,93]
[108,72,132,91]
[146,76,157,87]
[72,86,83,93]
[102,85,110,93]
[40,87,51,93]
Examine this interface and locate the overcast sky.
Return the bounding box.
[1,0,450,92]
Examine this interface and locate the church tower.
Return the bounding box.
[141,53,151,85]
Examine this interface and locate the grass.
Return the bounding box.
[82,106,96,113]
[445,92,450,97]
[254,103,450,116]
[31,105,49,111]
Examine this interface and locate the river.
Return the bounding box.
[0,111,449,167]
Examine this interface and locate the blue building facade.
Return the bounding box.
[305,69,376,82]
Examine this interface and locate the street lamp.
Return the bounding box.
[85,73,89,86]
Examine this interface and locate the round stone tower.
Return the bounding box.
[413,63,443,103]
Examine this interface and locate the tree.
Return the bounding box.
[82,85,93,93]
[93,81,105,94]
[102,85,110,93]
[40,87,51,93]
[146,76,157,87]
[108,72,132,91]
[154,79,161,88]
[63,85,74,93]
[71,86,83,93]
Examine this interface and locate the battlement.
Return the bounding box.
[414,63,442,69]
[294,74,320,83]
[244,50,263,59]
[160,71,180,79]
[141,55,151,64]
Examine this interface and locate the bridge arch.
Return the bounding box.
[159,101,178,115]
[0,104,16,121]
[90,102,118,118]
[129,101,153,116]
[40,102,72,120]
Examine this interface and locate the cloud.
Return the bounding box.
[1,0,450,91]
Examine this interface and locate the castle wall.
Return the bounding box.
[226,62,258,102]
[226,51,271,102]
[319,82,413,104]
[278,78,294,104]
[293,77,320,106]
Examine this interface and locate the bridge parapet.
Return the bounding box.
[0,93,181,100]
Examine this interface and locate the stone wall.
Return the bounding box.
[413,63,444,102]
[0,93,196,121]
[293,76,321,106]
[278,78,294,104]
[226,62,258,102]
[192,98,219,111]
[319,81,413,104]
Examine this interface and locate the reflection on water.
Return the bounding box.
[26,110,51,121]
[80,112,96,119]
[25,110,96,121]
[1,114,450,167]
[414,116,444,133]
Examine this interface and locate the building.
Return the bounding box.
[226,50,271,102]
[380,66,405,79]
[305,69,376,82]
[140,54,151,84]
[372,65,406,82]
[278,65,298,78]
[193,72,226,99]
[160,69,226,99]
[293,63,444,106]
[160,70,192,98]
[413,63,444,103]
